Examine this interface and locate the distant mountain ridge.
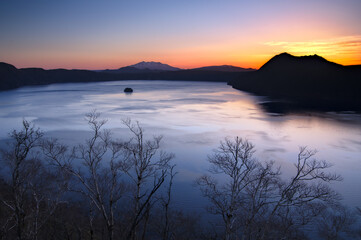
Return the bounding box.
[191,65,255,72]
[1,53,360,113]
[100,62,254,73]
[0,61,243,91]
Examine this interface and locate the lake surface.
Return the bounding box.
[0,80,360,211]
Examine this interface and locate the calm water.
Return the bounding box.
[0,80,360,210]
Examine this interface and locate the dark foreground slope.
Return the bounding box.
[228,53,361,113]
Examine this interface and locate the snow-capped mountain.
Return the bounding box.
[128,61,180,71]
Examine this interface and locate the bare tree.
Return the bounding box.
[161,165,177,240]
[0,120,66,240]
[197,137,258,240]
[42,111,125,240]
[0,120,43,240]
[271,147,341,212]
[24,159,68,240]
[150,164,205,240]
[240,160,281,239]
[120,119,174,240]
[318,205,359,240]
[260,147,342,239]
[197,137,342,240]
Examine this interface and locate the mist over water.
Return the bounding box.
[0,80,360,210]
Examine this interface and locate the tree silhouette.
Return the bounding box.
[197,137,342,239]
[42,111,125,240]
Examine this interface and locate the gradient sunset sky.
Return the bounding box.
[1,0,360,70]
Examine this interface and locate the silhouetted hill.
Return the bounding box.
[259,52,342,72]
[229,53,361,113]
[190,65,255,72]
[346,65,361,70]
[0,62,23,89]
[0,63,112,90]
[0,62,17,71]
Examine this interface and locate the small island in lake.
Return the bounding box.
[124,87,133,93]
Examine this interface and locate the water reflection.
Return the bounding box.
[0,80,360,209]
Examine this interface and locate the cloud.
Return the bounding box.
[263,36,361,64]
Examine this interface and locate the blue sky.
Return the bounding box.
[1,0,360,69]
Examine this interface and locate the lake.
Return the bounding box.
[0,80,360,211]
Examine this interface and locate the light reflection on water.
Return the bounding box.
[0,80,360,210]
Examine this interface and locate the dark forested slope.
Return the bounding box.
[228,53,361,112]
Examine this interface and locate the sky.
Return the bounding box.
[0,0,360,70]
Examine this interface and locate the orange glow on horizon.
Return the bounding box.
[5,35,361,70]
[262,36,361,67]
[7,52,360,71]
